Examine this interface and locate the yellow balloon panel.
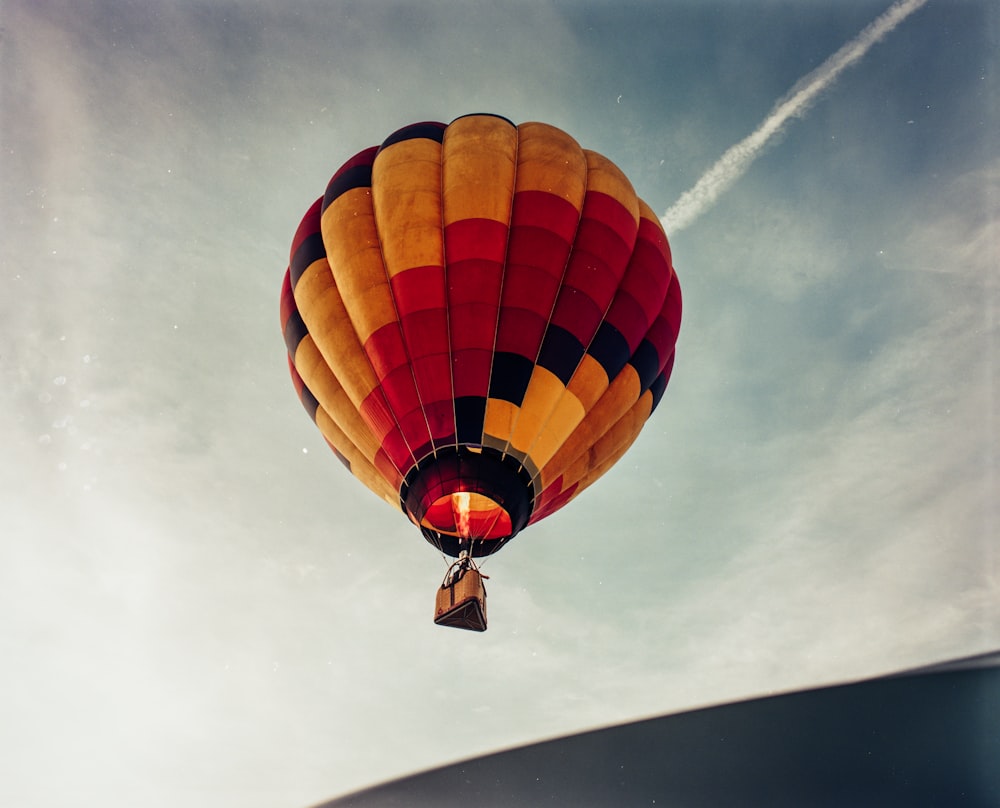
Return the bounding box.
[442,115,518,226]
[372,138,445,279]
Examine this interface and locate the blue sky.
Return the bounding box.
[2,1,997,806]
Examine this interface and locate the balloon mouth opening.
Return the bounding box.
[424,490,514,540]
[401,447,534,558]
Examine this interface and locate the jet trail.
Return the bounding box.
[661,0,929,234]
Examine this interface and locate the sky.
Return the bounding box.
[1,1,997,806]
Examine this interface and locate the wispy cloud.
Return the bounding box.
[661,0,930,234]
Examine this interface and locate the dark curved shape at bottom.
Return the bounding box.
[317,654,1000,808]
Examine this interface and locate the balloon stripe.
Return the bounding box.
[282,260,406,504]
[309,153,421,477]
[512,152,640,470]
[487,351,536,406]
[313,401,401,508]
[532,273,681,496]
[532,387,654,519]
[321,146,379,211]
[649,364,672,412]
[485,123,587,440]
[441,115,518,452]
[294,337,391,473]
[599,210,671,350]
[644,278,683,374]
[290,197,325,261]
[565,353,609,412]
[323,182,432,466]
[378,121,446,151]
[392,266,454,443]
[454,396,488,446]
[534,364,641,491]
[371,134,452,456]
[289,231,327,289]
[586,321,631,381]
[445,221,508,406]
[280,271,309,358]
[286,355,319,422]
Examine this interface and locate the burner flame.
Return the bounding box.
[452,491,472,539]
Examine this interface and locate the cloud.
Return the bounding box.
[890,158,1000,282]
[661,0,931,234]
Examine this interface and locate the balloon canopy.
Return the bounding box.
[280,114,681,558]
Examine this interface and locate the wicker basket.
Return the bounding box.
[434,564,487,631]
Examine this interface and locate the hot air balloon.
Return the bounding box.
[280,114,681,630]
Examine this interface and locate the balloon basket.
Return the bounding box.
[434,556,487,632]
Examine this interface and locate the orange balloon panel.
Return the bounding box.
[280,114,681,557]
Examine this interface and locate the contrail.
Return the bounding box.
[661,0,929,234]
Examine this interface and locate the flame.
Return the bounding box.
[452,491,472,539]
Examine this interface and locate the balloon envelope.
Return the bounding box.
[280,114,681,556]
